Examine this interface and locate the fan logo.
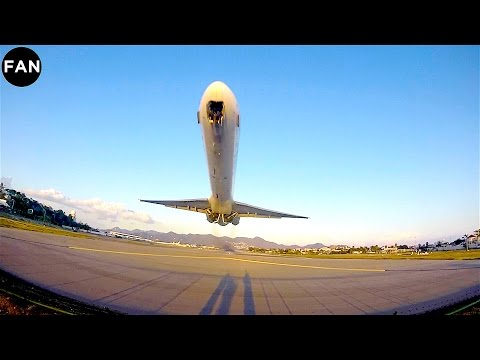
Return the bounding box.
[2,47,42,87]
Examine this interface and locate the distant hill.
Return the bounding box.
[104,227,326,249]
[303,242,327,249]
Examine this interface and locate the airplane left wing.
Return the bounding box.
[139,198,210,214]
[233,201,308,219]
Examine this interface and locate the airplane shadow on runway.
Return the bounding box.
[243,272,255,315]
[199,272,255,315]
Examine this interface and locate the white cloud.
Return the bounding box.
[22,188,155,225]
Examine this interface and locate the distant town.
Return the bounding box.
[101,228,480,255]
[1,183,479,254]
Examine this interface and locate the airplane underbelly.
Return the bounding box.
[203,120,236,206]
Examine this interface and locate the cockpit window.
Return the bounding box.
[207,101,224,124]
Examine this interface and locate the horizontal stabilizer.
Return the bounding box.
[139,198,210,213]
[233,201,308,219]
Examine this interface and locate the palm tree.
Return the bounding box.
[463,234,469,251]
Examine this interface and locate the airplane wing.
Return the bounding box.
[233,201,308,219]
[139,198,210,214]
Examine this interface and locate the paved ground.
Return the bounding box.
[1,228,479,315]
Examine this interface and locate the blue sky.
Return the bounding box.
[1,45,478,246]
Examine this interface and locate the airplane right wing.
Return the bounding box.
[233,201,308,219]
[139,198,210,214]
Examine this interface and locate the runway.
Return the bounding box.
[1,228,479,315]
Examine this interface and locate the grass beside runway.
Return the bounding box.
[0,216,97,240]
[298,250,480,260]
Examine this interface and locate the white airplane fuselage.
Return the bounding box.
[197,81,240,224]
[140,81,307,226]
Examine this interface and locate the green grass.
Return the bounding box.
[296,250,480,260]
[0,216,97,240]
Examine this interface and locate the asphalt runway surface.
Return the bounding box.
[1,228,479,315]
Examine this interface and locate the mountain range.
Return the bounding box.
[104,227,326,250]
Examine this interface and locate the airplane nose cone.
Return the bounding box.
[206,80,230,92]
[200,80,238,109]
[202,81,234,101]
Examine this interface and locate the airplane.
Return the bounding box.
[140,81,308,226]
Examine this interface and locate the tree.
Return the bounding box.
[5,186,97,233]
[463,234,469,251]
